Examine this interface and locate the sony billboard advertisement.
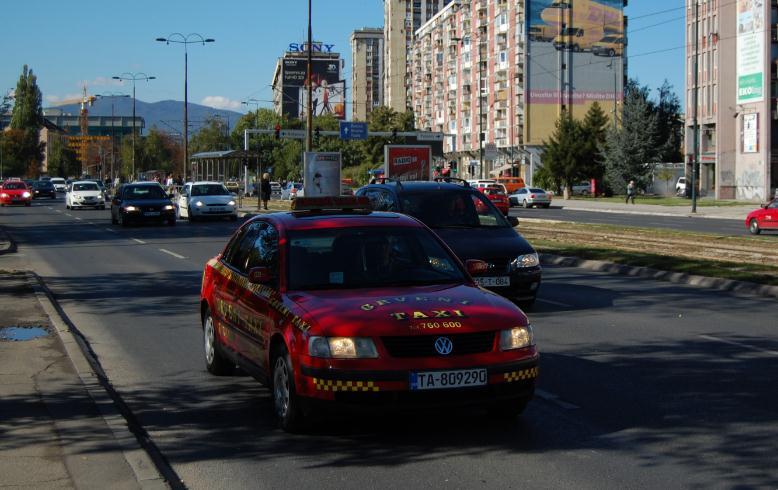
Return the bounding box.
[526,0,625,145]
[281,57,343,120]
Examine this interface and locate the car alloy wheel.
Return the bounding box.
[272,348,305,432]
[203,309,232,375]
[273,356,290,420]
[749,219,761,235]
[523,200,529,208]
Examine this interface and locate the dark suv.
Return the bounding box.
[356,179,541,306]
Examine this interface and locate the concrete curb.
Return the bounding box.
[0,225,17,255]
[27,272,176,490]
[540,253,778,300]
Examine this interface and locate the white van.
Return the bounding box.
[50,178,67,193]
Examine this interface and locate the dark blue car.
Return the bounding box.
[356,179,541,306]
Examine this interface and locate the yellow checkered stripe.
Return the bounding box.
[313,378,380,392]
[503,367,539,383]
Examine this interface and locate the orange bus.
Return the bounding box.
[495,176,526,193]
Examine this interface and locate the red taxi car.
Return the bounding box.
[0,180,32,206]
[482,186,510,216]
[746,198,778,234]
[200,197,539,431]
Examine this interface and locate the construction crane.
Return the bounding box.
[59,85,107,175]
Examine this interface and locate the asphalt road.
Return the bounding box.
[508,206,751,236]
[3,197,778,489]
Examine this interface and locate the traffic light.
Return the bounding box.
[450,160,458,174]
[314,127,321,144]
[274,124,281,139]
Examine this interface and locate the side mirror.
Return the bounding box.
[248,266,276,285]
[508,216,519,227]
[466,259,489,277]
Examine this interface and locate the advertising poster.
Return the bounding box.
[281,58,341,119]
[298,80,346,120]
[526,0,625,145]
[736,0,765,104]
[303,152,342,197]
[384,145,433,182]
[742,113,759,153]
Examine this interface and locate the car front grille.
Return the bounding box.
[381,331,496,358]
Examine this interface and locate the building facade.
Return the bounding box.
[411,0,626,180]
[685,0,777,201]
[350,28,385,121]
[384,0,453,112]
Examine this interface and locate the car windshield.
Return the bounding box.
[529,188,546,193]
[4,183,26,190]
[191,184,229,196]
[401,191,509,228]
[286,226,465,290]
[484,188,505,196]
[33,181,53,188]
[125,186,167,199]
[73,183,99,191]
[601,36,617,43]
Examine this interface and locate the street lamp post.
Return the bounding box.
[242,99,263,208]
[95,93,130,183]
[156,33,215,183]
[111,73,155,181]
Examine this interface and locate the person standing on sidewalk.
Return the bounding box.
[260,173,272,210]
[626,180,636,204]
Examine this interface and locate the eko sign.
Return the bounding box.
[288,42,335,53]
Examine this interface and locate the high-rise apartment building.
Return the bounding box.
[350,28,384,121]
[384,0,453,112]
[685,0,776,200]
[411,0,626,180]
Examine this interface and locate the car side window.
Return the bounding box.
[226,223,262,274]
[769,201,778,209]
[364,188,397,211]
[245,223,279,272]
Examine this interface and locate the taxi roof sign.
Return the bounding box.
[292,196,372,212]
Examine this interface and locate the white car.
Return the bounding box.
[676,177,687,195]
[66,181,105,209]
[177,181,238,222]
[50,177,67,193]
[280,182,304,200]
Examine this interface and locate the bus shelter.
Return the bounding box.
[190,150,258,185]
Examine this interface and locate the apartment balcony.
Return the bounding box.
[495,138,508,148]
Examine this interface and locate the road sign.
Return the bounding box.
[339,121,368,141]
[416,132,444,142]
[280,129,306,139]
[484,143,498,160]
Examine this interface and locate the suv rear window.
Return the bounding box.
[400,191,509,228]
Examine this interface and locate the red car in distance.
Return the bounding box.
[746,199,778,234]
[0,180,32,207]
[199,197,539,431]
[482,186,510,215]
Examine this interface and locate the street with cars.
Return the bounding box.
[2,191,778,488]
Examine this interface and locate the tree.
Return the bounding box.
[541,112,587,199]
[656,166,676,195]
[0,129,44,177]
[9,65,43,132]
[601,80,660,193]
[653,80,684,163]
[47,137,79,178]
[580,102,609,182]
[190,116,231,154]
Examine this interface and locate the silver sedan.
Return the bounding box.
[508,187,552,208]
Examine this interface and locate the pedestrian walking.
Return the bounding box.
[626,180,636,204]
[260,173,272,210]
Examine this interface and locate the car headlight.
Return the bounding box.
[512,252,539,269]
[308,336,378,359]
[163,204,175,211]
[227,200,236,207]
[1,193,7,198]
[499,325,534,350]
[22,192,31,198]
[194,200,204,207]
[124,205,138,212]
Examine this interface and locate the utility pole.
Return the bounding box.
[691,0,699,212]
[479,40,485,179]
[306,0,314,153]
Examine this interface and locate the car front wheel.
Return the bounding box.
[203,308,233,375]
[272,346,305,432]
[749,219,761,235]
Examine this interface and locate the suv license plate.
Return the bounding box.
[410,368,487,390]
[475,276,510,287]
[144,211,160,216]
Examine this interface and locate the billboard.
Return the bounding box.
[281,57,342,119]
[303,152,342,196]
[736,0,765,104]
[384,145,433,181]
[526,0,625,145]
[299,80,346,120]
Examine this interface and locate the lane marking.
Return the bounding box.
[75,217,82,221]
[700,335,778,357]
[47,206,52,210]
[87,222,95,225]
[535,389,580,410]
[537,298,573,308]
[105,228,117,233]
[159,248,186,259]
[131,238,146,244]
[65,213,72,217]
[55,210,62,213]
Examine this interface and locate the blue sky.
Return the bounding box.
[0,0,685,113]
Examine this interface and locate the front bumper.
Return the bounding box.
[297,357,538,409]
[122,209,176,223]
[190,205,237,217]
[1,197,31,205]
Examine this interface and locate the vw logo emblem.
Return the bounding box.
[434,337,454,355]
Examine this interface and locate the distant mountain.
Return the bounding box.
[45,98,244,136]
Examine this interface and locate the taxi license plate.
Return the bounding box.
[144,211,160,216]
[475,276,510,287]
[410,368,487,390]
[211,207,225,212]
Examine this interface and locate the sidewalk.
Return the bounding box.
[554,198,755,221]
[0,226,167,489]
